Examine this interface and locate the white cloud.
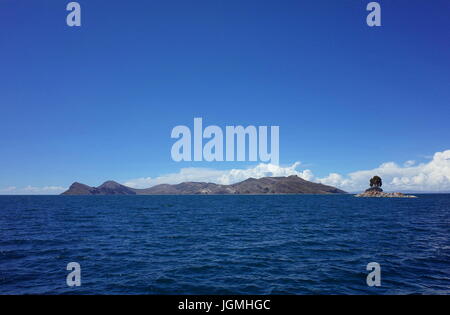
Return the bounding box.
[317,150,450,192]
[404,160,416,167]
[0,186,67,195]
[125,149,450,193]
[3,150,450,194]
[123,162,314,188]
[217,162,314,185]
[1,186,17,193]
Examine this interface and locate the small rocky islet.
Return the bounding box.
[355,176,417,198]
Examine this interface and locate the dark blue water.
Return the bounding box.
[0,195,449,295]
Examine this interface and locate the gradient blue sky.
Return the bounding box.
[0,0,449,191]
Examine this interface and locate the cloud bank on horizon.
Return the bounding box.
[0,185,67,195]
[124,149,450,193]
[2,150,450,194]
[317,150,450,192]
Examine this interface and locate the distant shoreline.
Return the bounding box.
[2,193,448,197]
[61,176,347,196]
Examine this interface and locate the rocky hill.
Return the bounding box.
[61,175,347,195]
[62,181,136,195]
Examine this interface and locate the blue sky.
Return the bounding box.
[0,0,449,193]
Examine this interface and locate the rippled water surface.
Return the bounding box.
[1,195,449,294]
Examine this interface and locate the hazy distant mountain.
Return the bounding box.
[61,176,346,195]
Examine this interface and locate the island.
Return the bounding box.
[355,176,417,198]
[61,175,347,195]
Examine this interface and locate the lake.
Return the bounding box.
[0,194,449,294]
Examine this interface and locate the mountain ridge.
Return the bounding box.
[61,176,347,195]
